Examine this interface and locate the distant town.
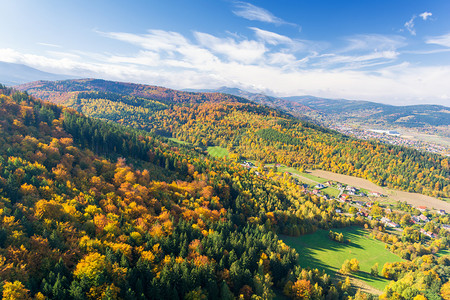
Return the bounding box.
[329,123,449,156]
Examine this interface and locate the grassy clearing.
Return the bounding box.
[207,146,229,158]
[437,249,450,257]
[281,227,403,291]
[298,171,329,183]
[322,187,340,197]
[168,137,189,145]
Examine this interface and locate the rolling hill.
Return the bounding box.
[16,79,450,199]
[191,87,450,137]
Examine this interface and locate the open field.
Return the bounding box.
[168,137,189,145]
[207,146,229,158]
[437,249,450,257]
[322,187,340,197]
[281,227,403,293]
[308,169,450,211]
[402,129,450,148]
[276,166,342,196]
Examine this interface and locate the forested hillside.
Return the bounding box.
[2,82,450,299]
[18,79,450,199]
[0,85,366,299]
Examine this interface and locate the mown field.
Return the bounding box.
[281,227,404,292]
[168,137,190,145]
[207,146,229,158]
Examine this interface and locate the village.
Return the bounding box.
[241,160,449,242]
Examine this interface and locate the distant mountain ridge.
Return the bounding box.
[0,61,75,85]
[189,87,450,130]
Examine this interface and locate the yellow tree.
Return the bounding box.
[2,281,30,300]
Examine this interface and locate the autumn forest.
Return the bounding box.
[0,79,449,300]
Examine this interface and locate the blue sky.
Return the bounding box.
[1,0,450,105]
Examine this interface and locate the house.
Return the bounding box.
[354,201,365,206]
[359,192,366,197]
[438,209,446,215]
[325,181,333,186]
[385,208,392,214]
[420,228,435,238]
[419,214,429,222]
[412,216,421,223]
[426,231,435,238]
[381,217,391,224]
[315,183,326,189]
[358,208,369,217]
[369,191,382,197]
[417,206,427,212]
[379,217,399,228]
[336,209,342,213]
[387,221,400,228]
[346,186,357,192]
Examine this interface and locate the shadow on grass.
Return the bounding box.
[354,270,387,285]
[281,228,366,275]
[281,226,394,291]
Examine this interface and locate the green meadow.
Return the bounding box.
[168,137,190,145]
[281,227,403,291]
[207,146,229,158]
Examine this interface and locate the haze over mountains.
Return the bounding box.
[189,86,450,132]
[3,59,447,133]
[0,61,75,86]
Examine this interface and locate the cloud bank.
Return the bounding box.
[2,26,450,105]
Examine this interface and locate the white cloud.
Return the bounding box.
[38,42,62,48]
[250,27,292,45]
[342,34,406,52]
[232,2,294,26]
[426,33,450,48]
[316,51,399,68]
[194,32,266,64]
[101,30,189,52]
[404,12,432,36]
[404,16,417,36]
[3,26,450,106]
[419,12,432,20]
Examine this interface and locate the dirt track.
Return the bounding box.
[309,170,450,211]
